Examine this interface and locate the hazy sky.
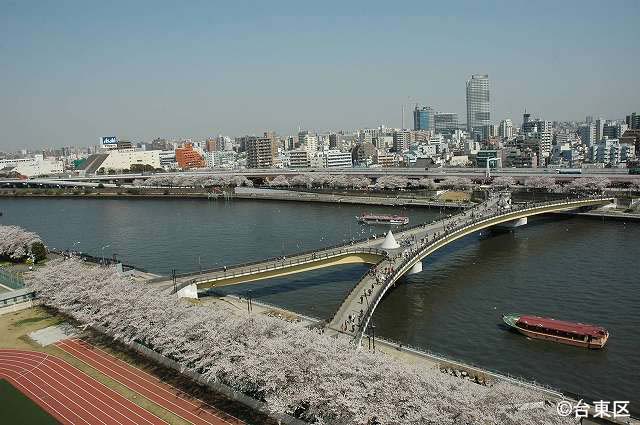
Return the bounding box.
[1,0,639,150]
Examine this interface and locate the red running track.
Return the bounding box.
[0,348,167,425]
[56,339,243,425]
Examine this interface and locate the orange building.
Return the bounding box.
[175,143,205,169]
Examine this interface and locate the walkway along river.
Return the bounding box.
[1,197,638,412]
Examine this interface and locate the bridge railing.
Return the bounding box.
[163,230,398,281]
[353,195,613,340]
[171,247,389,293]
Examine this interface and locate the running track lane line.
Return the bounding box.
[1,350,164,425]
[0,349,167,425]
[59,339,239,425]
[0,351,165,425]
[0,351,158,425]
[72,339,243,425]
[0,367,80,425]
[0,357,113,425]
[56,339,239,425]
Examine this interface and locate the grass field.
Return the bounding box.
[437,190,472,202]
[0,379,59,424]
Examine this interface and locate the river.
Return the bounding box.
[1,197,638,411]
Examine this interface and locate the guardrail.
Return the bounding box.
[171,247,389,294]
[0,267,25,290]
[48,249,142,272]
[161,233,395,281]
[354,195,614,342]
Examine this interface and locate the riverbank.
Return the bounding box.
[553,209,640,221]
[210,294,638,425]
[0,187,471,208]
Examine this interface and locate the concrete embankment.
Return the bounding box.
[0,187,471,208]
[233,187,471,208]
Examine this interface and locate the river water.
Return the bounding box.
[1,197,638,410]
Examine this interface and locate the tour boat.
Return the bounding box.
[502,313,609,349]
[356,213,409,225]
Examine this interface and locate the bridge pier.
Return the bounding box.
[177,283,198,299]
[407,261,423,275]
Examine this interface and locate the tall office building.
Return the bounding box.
[413,106,434,131]
[434,112,459,134]
[466,74,491,140]
[498,119,514,139]
[595,118,605,142]
[626,112,639,130]
[578,123,596,146]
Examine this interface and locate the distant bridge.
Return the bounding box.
[150,194,614,344]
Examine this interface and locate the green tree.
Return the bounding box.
[30,242,47,263]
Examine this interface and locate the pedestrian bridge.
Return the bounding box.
[327,196,615,344]
[154,194,614,342]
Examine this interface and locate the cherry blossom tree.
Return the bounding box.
[26,257,572,425]
[290,174,313,189]
[524,176,558,192]
[491,176,516,190]
[269,175,291,187]
[375,176,409,190]
[563,177,609,194]
[0,225,43,261]
[441,177,472,190]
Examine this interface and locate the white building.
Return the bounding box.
[499,119,514,140]
[322,150,352,168]
[589,139,635,166]
[298,131,318,153]
[0,154,64,177]
[99,150,162,171]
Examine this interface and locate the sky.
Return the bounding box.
[1,0,639,150]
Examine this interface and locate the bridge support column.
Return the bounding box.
[177,283,198,299]
[494,217,527,230]
[407,261,423,275]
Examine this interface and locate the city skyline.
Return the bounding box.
[1,0,639,149]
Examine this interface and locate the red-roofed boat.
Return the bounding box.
[357,213,409,225]
[503,313,609,349]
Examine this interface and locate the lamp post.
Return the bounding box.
[101,244,111,266]
[371,323,376,352]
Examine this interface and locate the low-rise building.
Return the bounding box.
[0,154,64,177]
[322,150,352,168]
[289,150,310,168]
[589,139,635,166]
[99,150,162,171]
[176,143,205,169]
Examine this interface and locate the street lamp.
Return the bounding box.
[371,323,376,352]
[101,244,111,265]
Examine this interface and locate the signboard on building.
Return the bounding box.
[100,136,117,149]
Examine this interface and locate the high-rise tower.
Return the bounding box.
[466,74,491,140]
